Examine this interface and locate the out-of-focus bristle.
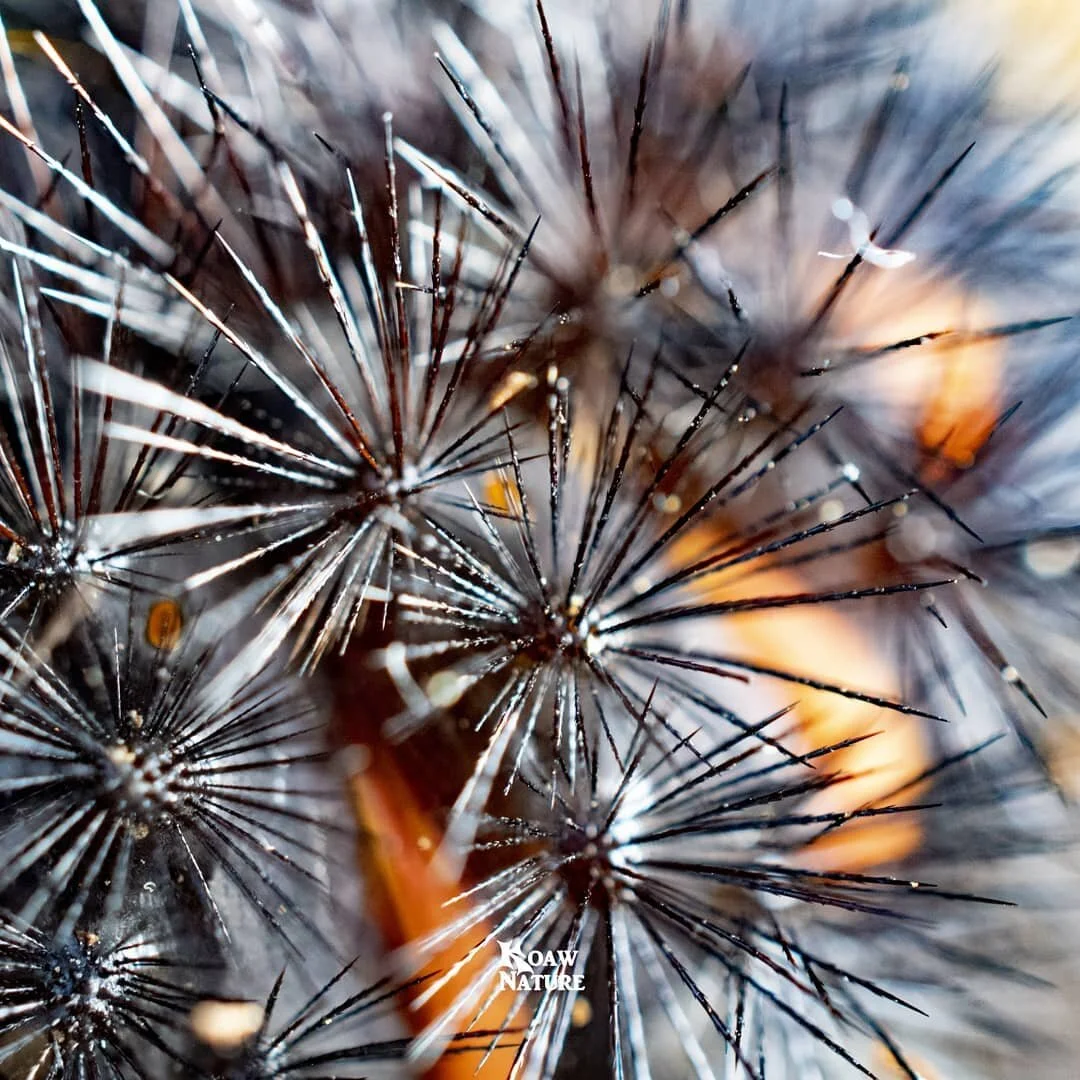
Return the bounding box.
[0,912,200,1078]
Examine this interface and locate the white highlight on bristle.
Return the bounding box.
[76,0,241,245]
[0,113,173,263]
[83,504,310,563]
[819,196,916,268]
[78,360,351,480]
[395,137,522,247]
[1025,535,1080,578]
[0,10,50,197]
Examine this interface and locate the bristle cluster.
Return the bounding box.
[0,1,1077,1078]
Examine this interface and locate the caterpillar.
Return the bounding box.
[0,2,1077,1079]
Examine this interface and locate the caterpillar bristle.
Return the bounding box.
[14,118,545,669]
[398,702,1055,1080]
[0,602,346,960]
[394,0,1080,779]
[185,960,417,1079]
[0,909,205,1078]
[0,212,221,635]
[376,370,958,879]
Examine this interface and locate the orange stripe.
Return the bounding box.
[669,532,928,870]
[350,741,519,1079]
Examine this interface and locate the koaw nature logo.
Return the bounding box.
[497,939,586,992]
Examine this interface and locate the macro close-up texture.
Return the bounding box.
[1,0,1080,1077]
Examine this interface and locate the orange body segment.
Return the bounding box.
[670,530,929,871]
[351,742,521,1079]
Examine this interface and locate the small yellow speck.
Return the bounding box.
[146,598,184,651]
[571,996,592,1028]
